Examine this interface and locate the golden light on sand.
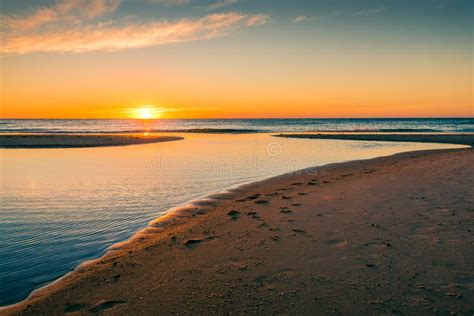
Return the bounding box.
[134,107,160,119]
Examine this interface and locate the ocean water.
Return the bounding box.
[0,121,471,306]
[0,118,473,134]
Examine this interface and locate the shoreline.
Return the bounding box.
[2,143,473,314]
[0,134,184,148]
[2,132,473,149]
[275,133,474,146]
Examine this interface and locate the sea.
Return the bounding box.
[0,118,473,134]
[0,118,472,306]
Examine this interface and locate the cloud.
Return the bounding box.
[294,7,385,23]
[93,105,218,117]
[2,0,120,30]
[56,0,120,18]
[294,16,307,22]
[293,15,320,23]
[207,0,238,11]
[118,105,208,115]
[1,12,270,54]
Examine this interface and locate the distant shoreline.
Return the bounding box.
[2,132,474,149]
[0,134,184,148]
[275,133,474,146]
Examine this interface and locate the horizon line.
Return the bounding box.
[0,117,473,120]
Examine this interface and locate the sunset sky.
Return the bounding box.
[0,0,472,118]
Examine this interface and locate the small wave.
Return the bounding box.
[453,120,474,125]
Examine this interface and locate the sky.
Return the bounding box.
[0,0,472,119]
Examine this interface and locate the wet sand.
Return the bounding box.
[275,133,474,146]
[2,145,473,314]
[0,134,183,148]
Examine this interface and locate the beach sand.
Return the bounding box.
[2,144,473,315]
[0,134,183,148]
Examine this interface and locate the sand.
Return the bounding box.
[0,134,183,148]
[2,144,473,315]
[275,133,474,146]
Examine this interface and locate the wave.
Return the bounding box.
[0,119,473,134]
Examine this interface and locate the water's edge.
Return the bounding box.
[2,142,469,310]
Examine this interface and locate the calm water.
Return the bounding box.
[0,130,469,306]
[1,118,473,133]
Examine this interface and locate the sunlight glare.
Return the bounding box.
[135,107,159,119]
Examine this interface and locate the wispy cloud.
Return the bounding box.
[0,0,269,55]
[2,0,120,30]
[294,15,321,23]
[118,105,211,115]
[93,105,217,117]
[1,13,269,54]
[207,0,238,11]
[293,7,386,24]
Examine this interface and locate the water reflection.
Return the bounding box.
[0,133,464,306]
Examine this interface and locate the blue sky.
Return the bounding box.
[1,0,472,118]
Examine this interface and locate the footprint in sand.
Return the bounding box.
[170,236,177,245]
[88,300,126,313]
[265,192,280,196]
[184,236,214,249]
[325,239,348,248]
[112,274,121,283]
[236,194,261,202]
[246,211,260,219]
[227,210,240,220]
[280,208,292,214]
[292,229,306,235]
[65,303,90,313]
[184,239,202,248]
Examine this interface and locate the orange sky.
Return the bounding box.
[1,0,472,119]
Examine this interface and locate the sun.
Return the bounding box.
[134,106,160,119]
